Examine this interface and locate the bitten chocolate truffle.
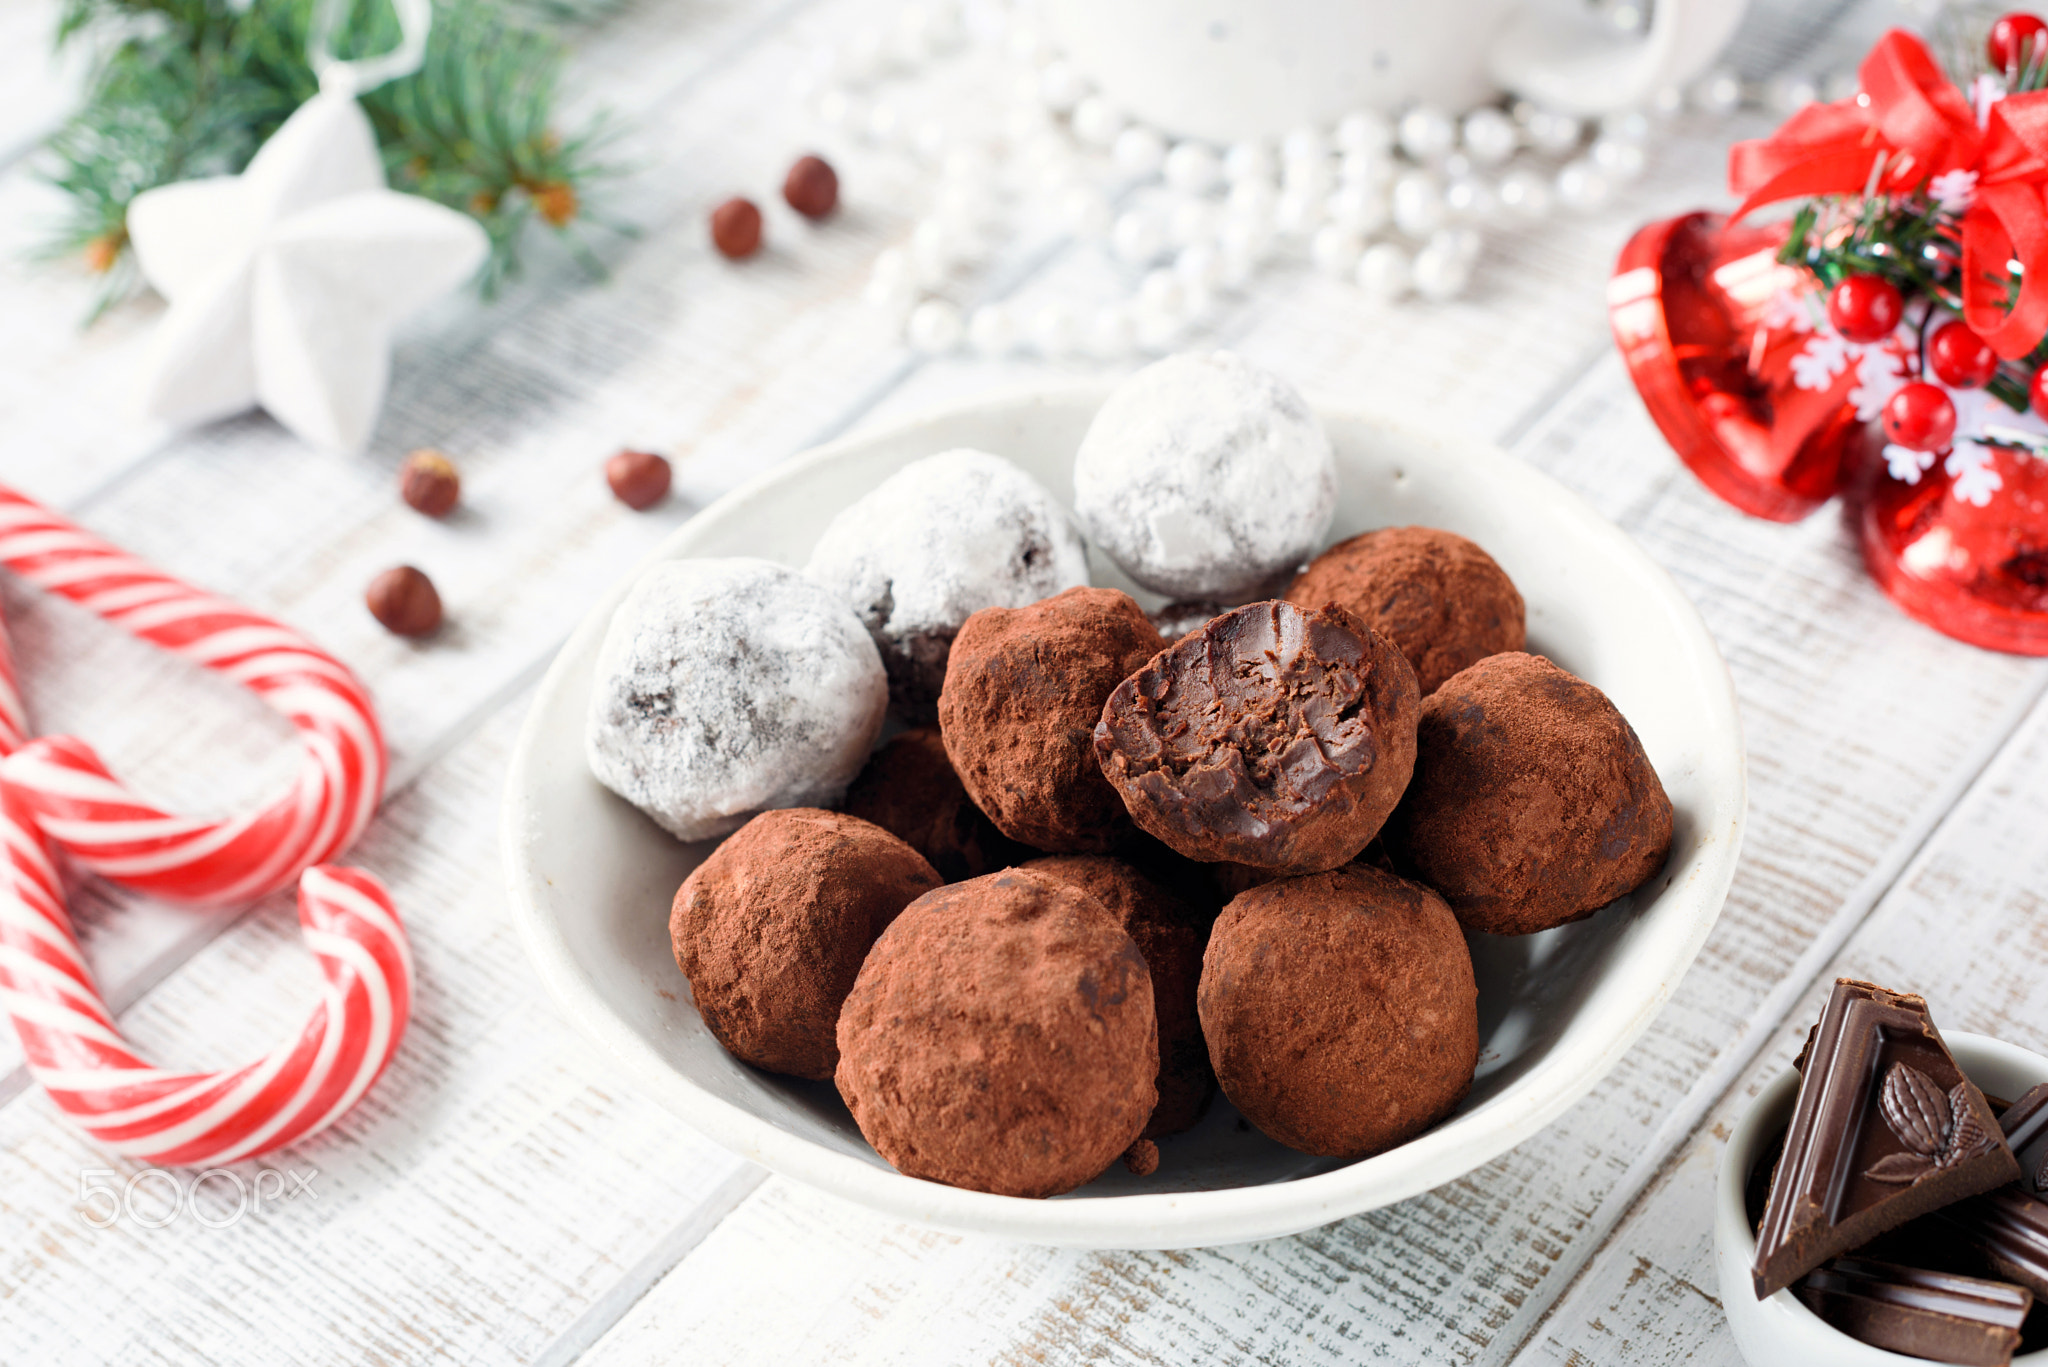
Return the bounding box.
[940,586,1163,852]
[1025,854,1214,1138]
[1386,651,1673,935]
[841,727,1025,882]
[835,870,1158,1197]
[672,809,940,1080]
[1199,863,1478,1158]
[1285,526,1526,694]
[1094,599,1420,873]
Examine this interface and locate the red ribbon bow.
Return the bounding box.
[1728,28,2048,359]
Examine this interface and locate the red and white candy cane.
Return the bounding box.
[0,485,412,1164]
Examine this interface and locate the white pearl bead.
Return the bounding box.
[865,100,904,146]
[1326,183,1389,234]
[1355,242,1412,300]
[1168,198,1216,247]
[1430,226,1483,264]
[1030,302,1082,358]
[1004,99,1049,144]
[1139,268,1184,315]
[842,27,888,85]
[1522,109,1582,156]
[1311,223,1365,276]
[968,303,1018,355]
[1498,169,1554,219]
[1135,301,1184,352]
[907,299,965,352]
[891,6,935,66]
[1217,215,1272,278]
[864,248,916,311]
[1227,178,1277,222]
[1181,280,1216,323]
[1693,69,1744,115]
[1461,108,1518,166]
[1282,126,1328,167]
[1274,188,1325,237]
[1113,126,1167,177]
[1038,60,1084,113]
[1224,140,1275,184]
[923,0,964,51]
[1410,240,1473,301]
[1059,184,1112,239]
[1088,304,1138,358]
[1072,96,1126,147]
[1284,155,1333,198]
[910,118,949,164]
[817,88,865,132]
[1175,243,1223,290]
[1555,158,1612,211]
[1164,142,1222,194]
[1600,110,1652,144]
[1590,136,1647,183]
[1391,171,1446,238]
[1336,109,1394,155]
[1111,209,1167,263]
[1443,176,1498,223]
[1398,106,1458,162]
[935,180,989,228]
[1340,148,1395,189]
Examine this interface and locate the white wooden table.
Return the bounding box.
[4,1,2045,1362]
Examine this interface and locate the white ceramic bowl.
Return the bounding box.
[501,383,1747,1250]
[1715,1031,2048,1366]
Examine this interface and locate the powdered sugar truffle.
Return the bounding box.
[1074,352,1337,599]
[805,449,1091,719]
[586,558,887,841]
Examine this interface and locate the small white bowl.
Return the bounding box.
[1715,1030,2048,1366]
[501,383,1747,1250]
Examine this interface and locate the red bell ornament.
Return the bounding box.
[1827,275,1905,344]
[1882,383,1959,452]
[1610,213,1874,523]
[1928,321,1999,389]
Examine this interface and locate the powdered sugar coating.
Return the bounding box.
[804,449,1091,717]
[586,558,887,841]
[1074,351,1337,599]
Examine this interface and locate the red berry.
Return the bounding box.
[710,198,763,259]
[1882,382,1958,453]
[2030,366,2048,418]
[1828,275,1904,343]
[1928,321,1999,388]
[1989,13,2048,71]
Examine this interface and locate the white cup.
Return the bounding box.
[1043,0,1750,142]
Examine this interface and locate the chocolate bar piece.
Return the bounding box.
[1921,1084,2048,1299]
[1795,1258,2030,1366]
[1752,979,2018,1298]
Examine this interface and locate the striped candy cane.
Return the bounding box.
[0,484,412,1164]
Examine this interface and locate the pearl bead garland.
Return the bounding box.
[807,2,1775,358]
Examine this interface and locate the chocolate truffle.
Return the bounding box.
[586,558,887,840]
[1073,351,1337,599]
[835,870,1158,1197]
[1285,526,1526,694]
[841,727,1026,881]
[672,809,940,1079]
[1095,599,1420,873]
[1386,651,1673,935]
[1199,863,1478,1158]
[1025,854,1214,1137]
[805,449,1091,721]
[940,586,1163,853]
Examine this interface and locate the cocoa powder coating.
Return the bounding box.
[1094,599,1420,873]
[835,869,1158,1197]
[841,727,1026,882]
[1024,854,1214,1138]
[1285,526,1525,695]
[1199,863,1478,1158]
[671,808,940,1080]
[1385,651,1673,935]
[939,587,1164,852]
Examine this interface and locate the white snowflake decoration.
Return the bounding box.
[1792,332,1854,390]
[1945,443,2005,506]
[1886,444,1938,483]
[1929,169,1979,214]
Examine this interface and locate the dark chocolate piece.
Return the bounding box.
[1921,1085,2048,1300]
[1753,979,2018,1298]
[2002,1084,2048,1195]
[1795,1258,2029,1366]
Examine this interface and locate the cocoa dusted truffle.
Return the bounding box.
[1386,651,1673,935]
[671,809,940,1079]
[1094,599,1420,873]
[1199,863,1478,1158]
[1285,526,1526,694]
[1024,854,1214,1138]
[835,870,1158,1197]
[841,727,1026,882]
[940,586,1163,853]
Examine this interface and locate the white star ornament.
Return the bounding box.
[126,88,489,452]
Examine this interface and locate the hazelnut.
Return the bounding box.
[606,449,672,510]
[783,155,839,219]
[398,449,460,517]
[710,198,763,259]
[1122,1139,1160,1176]
[366,566,442,637]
